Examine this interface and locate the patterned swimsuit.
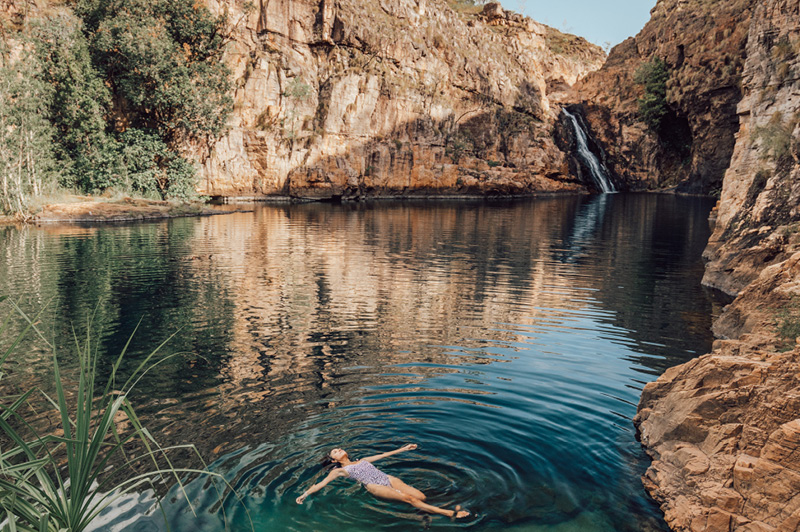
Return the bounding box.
[343,460,392,487]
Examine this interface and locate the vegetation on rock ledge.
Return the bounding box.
[634,57,670,132]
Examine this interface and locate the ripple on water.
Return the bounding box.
[1,195,718,532]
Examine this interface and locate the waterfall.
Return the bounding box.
[562,109,616,193]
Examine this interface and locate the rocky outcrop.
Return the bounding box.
[636,252,800,531]
[702,0,800,297]
[634,0,800,530]
[571,0,757,193]
[199,0,605,199]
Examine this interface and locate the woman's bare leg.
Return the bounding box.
[388,475,426,500]
[365,484,469,518]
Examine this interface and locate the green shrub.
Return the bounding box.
[634,57,670,131]
[282,78,312,140]
[0,297,250,531]
[116,128,200,201]
[445,132,473,164]
[753,111,795,166]
[33,13,115,193]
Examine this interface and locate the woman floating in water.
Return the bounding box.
[296,443,470,519]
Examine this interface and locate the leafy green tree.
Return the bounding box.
[0,38,59,214]
[1,0,233,206]
[634,57,670,131]
[33,13,119,192]
[76,0,233,144]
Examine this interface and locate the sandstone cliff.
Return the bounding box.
[634,0,800,530]
[572,0,757,193]
[199,0,605,199]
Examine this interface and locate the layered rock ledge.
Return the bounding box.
[633,0,800,530]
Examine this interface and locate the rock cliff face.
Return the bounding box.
[572,0,757,193]
[634,0,800,530]
[702,0,800,297]
[199,0,604,198]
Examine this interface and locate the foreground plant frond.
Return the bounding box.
[0,298,252,532]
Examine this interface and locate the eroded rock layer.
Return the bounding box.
[199,0,605,198]
[634,1,800,530]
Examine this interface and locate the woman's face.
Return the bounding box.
[329,448,347,461]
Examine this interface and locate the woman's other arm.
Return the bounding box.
[363,443,417,463]
[296,468,348,503]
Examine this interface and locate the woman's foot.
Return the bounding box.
[451,505,470,519]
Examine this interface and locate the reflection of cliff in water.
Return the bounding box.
[0,195,715,460]
[558,194,717,374]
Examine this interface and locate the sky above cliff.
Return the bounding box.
[502,0,656,47]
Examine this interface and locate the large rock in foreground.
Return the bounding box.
[634,1,800,529]
[636,252,800,531]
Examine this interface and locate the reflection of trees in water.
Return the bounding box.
[0,220,237,399]
[0,196,715,463]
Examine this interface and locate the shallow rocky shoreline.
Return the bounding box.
[0,198,248,226]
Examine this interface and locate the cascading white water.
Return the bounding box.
[562,109,616,193]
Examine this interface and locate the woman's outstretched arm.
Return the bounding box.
[363,443,417,463]
[296,468,348,503]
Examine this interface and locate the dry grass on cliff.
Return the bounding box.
[776,295,800,351]
[446,0,484,16]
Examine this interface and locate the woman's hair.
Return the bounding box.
[319,454,340,470]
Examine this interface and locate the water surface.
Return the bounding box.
[0,194,716,531]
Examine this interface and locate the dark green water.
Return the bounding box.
[0,194,717,531]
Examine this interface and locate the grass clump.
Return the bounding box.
[0,296,249,531]
[753,111,797,167]
[446,0,486,15]
[777,296,800,351]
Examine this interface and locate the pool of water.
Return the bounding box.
[0,194,717,531]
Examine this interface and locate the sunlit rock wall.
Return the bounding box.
[199,0,605,198]
[635,1,800,531]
